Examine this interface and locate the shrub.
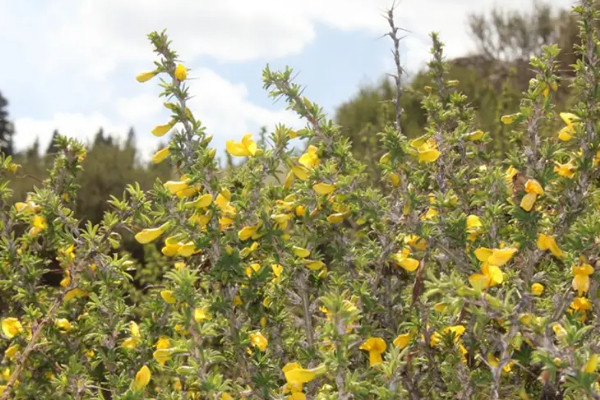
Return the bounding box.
[0,1,599,399]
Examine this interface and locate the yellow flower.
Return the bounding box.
[360,337,387,366]
[271,264,283,282]
[389,172,401,186]
[392,247,420,272]
[134,225,166,244]
[4,344,20,366]
[326,213,346,224]
[4,344,20,360]
[505,166,519,187]
[194,307,210,322]
[1,318,23,339]
[584,354,599,373]
[404,234,427,250]
[152,146,170,164]
[238,225,259,241]
[463,130,484,141]
[15,200,41,214]
[283,362,324,384]
[295,205,306,217]
[298,145,319,168]
[136,70,157,82]
[122,337,139,349]
[393,332,413,349]
[469,263,504,290]
[525,179,544,194]
[466,215,482,230]
[174,63,187,81]
[410,137,441,163]
[64,288,87,302]
[161,237,180,257]
[570,296,592,312]
[29,215,47,237]
[152,120,175,137]
[153,348,172,366]
[271,213,292,230]
[160,290,177,304]
[552,323,567,338]
[174,324,188,335]
[164,178,196,197]
[531,283,544,296]
[155,337,170,349]
[219,216,235,231]
[291,165,310,181]
[487,354,513,372]
[54,318,73,332]
[299,259,323,271]
[500,113,521,125]
[474,246,518,267]
[293,246,310,258]
[60,270,71,288]
[130,321,141,338]
[284,171,296,189]
[553,160,576,178]
[239,241,258,258]
[187,193,213,209]
[174,262,187,271]
[431,325,466,346]
[249,332,268,352]
[313,182,336,195]
[245,263,261,277]
[572,262,594,295]
[466,215,482,241]
[121,323,141,349]
[226,134,257,157]
[520,179,544,211]
[177,242,196,257]
[133,365,151,391]
[536,233,563,258]
[422,208,438,221]
[558,112,579,141]
[215,189,236,223]
[4,344,19,360]
[445,325,466,340]
[161,237,196,257]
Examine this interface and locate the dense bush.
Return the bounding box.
[1,1,599,399]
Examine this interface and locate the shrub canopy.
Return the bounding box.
[0,2,600,399]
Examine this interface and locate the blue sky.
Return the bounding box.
[0,0,574,160]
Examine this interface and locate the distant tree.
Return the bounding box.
[467,3,579,71]
[45,130,60,154]
[27,138,40,159]
[125,127,136,149]
[0,91,14,156]
[13,128,171,224]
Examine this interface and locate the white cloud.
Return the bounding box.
[5,0,574,80]
[185,68,301,139]
[1,0,577,161]
[14,113,129,153]
[13,67,303,161]
[115,94,162,122]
